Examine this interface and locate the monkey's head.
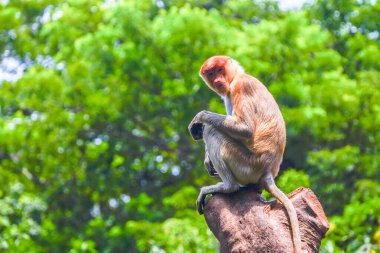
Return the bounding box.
[199,56,244,96]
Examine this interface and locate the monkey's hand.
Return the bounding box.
[188,111,206,140]
[189,122,204,140]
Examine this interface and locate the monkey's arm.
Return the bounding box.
[189,110,253,141]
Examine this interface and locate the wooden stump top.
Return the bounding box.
[204,187,329,253]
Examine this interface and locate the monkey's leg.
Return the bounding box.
[260,173,303,253]
[196,178,240,214]
[197,126,240,214]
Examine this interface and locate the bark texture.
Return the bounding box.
[204,186,329,253]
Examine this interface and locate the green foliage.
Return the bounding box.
[0,0,379,252]
[0,183,46,253]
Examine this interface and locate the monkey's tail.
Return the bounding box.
[262,173,303,253]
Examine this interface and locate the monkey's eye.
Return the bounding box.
[216,67,223,73]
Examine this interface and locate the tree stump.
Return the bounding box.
[203,186,329,253]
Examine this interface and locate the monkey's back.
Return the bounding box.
[233,75,286,171]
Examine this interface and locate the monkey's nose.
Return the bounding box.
[215,82,223,89]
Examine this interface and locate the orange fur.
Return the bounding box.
[200,55,230,75]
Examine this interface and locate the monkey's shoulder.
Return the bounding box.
[233,74,265,95]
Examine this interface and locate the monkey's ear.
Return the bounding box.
[189,123,204,140]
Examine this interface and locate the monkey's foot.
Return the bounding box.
[207,161,219,177]
[196,193,207,215]
[210,171,219,177]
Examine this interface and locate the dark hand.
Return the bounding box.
[188,111,207,140]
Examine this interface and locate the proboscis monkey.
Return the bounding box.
[188,56,303,253]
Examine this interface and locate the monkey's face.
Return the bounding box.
[200,56,232,96]
[205,66,230,95]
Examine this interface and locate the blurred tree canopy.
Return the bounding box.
[0,0,379,252]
